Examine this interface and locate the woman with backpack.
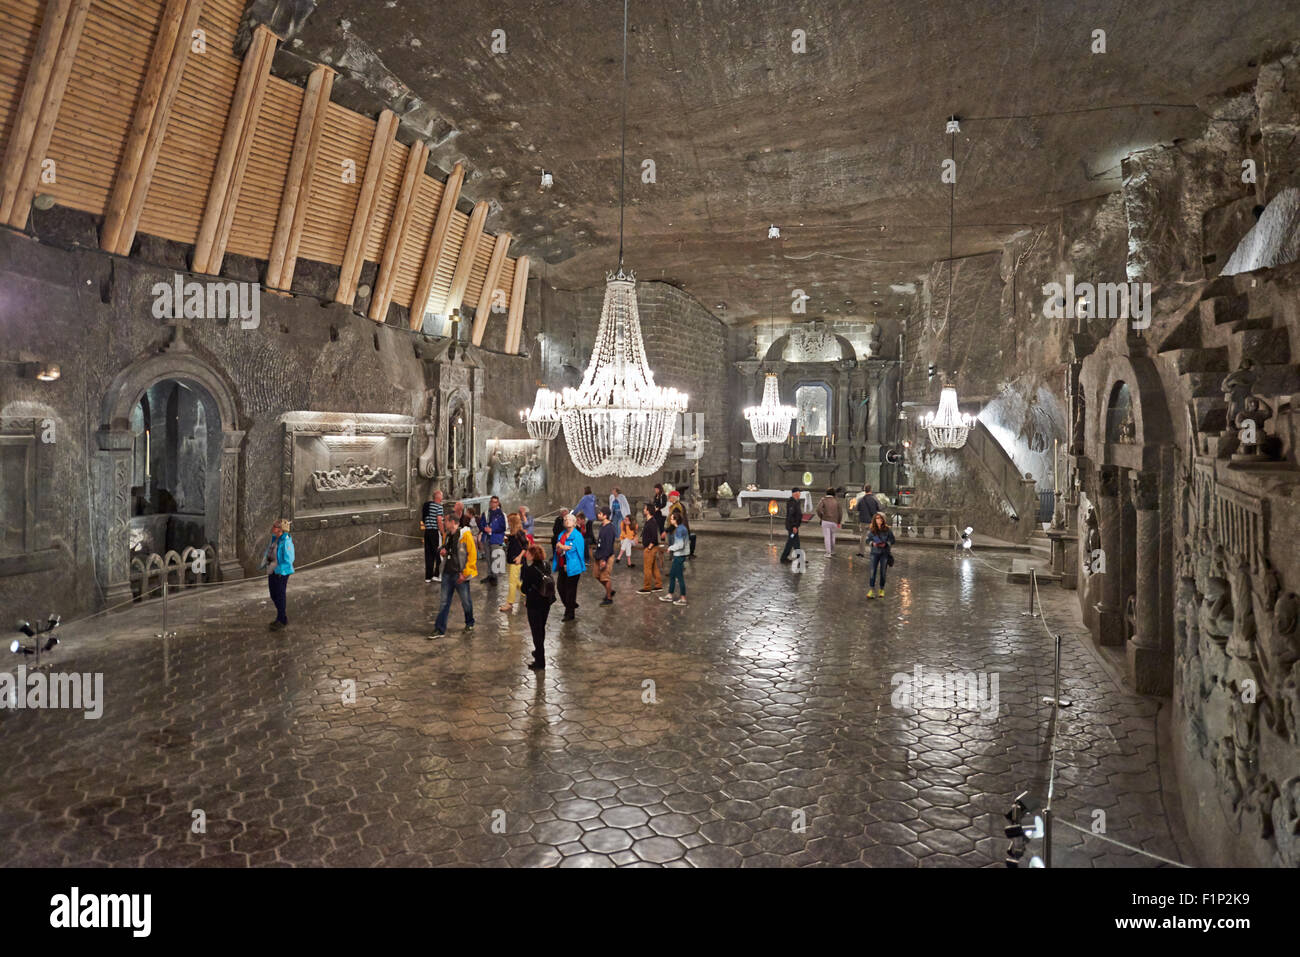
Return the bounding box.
[520,544,556,670]
[865,512,896,599]
[552,512,587,621]
[500,512,530,613]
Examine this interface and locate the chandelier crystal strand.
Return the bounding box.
[745,373,797,443]
[520,387,560,440]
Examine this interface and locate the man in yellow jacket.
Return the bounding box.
[431,509,477,638]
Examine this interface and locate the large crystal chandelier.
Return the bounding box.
[923,384,974,449]
[557,0,687,477]
[744,373,796,443]
[520,387,560,441]
[560,270,688,476]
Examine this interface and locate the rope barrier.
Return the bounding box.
[1055,820,1191,867]
[49,532,386,633]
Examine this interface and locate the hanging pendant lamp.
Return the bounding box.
[745,373,797,444]
[558,0,687,477]
[520,387,561,441]
[926,117,974,450]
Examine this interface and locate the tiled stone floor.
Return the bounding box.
[0,536,1186,867]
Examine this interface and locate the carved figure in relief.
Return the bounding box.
[1219,358,1257,455]
[1233,395,1274,458]
[1199,546,1234,643]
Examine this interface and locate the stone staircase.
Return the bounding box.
[1007,528,1060,584]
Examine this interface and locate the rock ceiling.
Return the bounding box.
[293,0,1300,326]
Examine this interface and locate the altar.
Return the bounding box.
[736,488,812,518]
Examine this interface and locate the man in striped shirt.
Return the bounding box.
[421,489,444,582]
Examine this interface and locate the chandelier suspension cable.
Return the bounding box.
[945,123,955,384]
[617,0,628,269]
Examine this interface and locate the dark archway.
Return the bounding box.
[95,350,244,605]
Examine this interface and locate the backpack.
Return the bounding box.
[538,568,557,602]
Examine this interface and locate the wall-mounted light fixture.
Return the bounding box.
[35,363,60,382]
[540,170,553,188]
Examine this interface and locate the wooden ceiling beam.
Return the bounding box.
[192,24,277,275]
[470,231,511,346]
[267,63,334,291]
[1,0,93,229]
[101,0,204,255]
[504,255,530,354]
[336,109,396,305]
[368,139,428,323]
[443,200,489,319]
[407,160,464,330]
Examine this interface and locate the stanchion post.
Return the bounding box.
[155,579,176,639]
[1044,805,1053,868]
[375,528,384,568]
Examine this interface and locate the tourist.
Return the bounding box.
[551,508,569,559]
[574,486,598,522]
[779,488,803,563]
[659,511,690,605]
[610,486,630,526]
[593,506,618,605]
[865,512,896,599]
[520,544,555,670]
[420,488,444,583]
[500,511,530,613]
[856,484,881,556]
[260,517,295,631]
[518,505,535,541]
[552,512,586,621]
[575,512,593,566]
[618,513,637,568]
[651,483,668,518]
[482,495,507,586]
[816,487,842,557]
[637,503,663,594]
[667,489,697,558]
[431,511,476,638]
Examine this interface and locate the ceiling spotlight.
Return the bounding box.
[36,363,60,382]
[715,302,727,311]
[540,170,553,188]
[767,225,780,239]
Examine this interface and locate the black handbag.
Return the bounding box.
[887,552,895,567]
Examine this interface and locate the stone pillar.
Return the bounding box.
[94,428,135,607]
[1128,470,1169,693]
[219,429,245,582]
[1095,465,1124,646]
[739,440,757,489]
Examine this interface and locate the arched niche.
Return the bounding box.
[94,351,244,604]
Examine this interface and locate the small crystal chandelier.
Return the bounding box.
[520,387,560,441]
[557,0,687,477]
[922,384,974,449]
[745,373,796,443]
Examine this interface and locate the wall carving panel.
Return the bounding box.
[280,412,415,530]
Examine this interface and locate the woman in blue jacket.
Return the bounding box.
[865,512,895,599]
[260,517,296,630]
[552,512,586,622]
